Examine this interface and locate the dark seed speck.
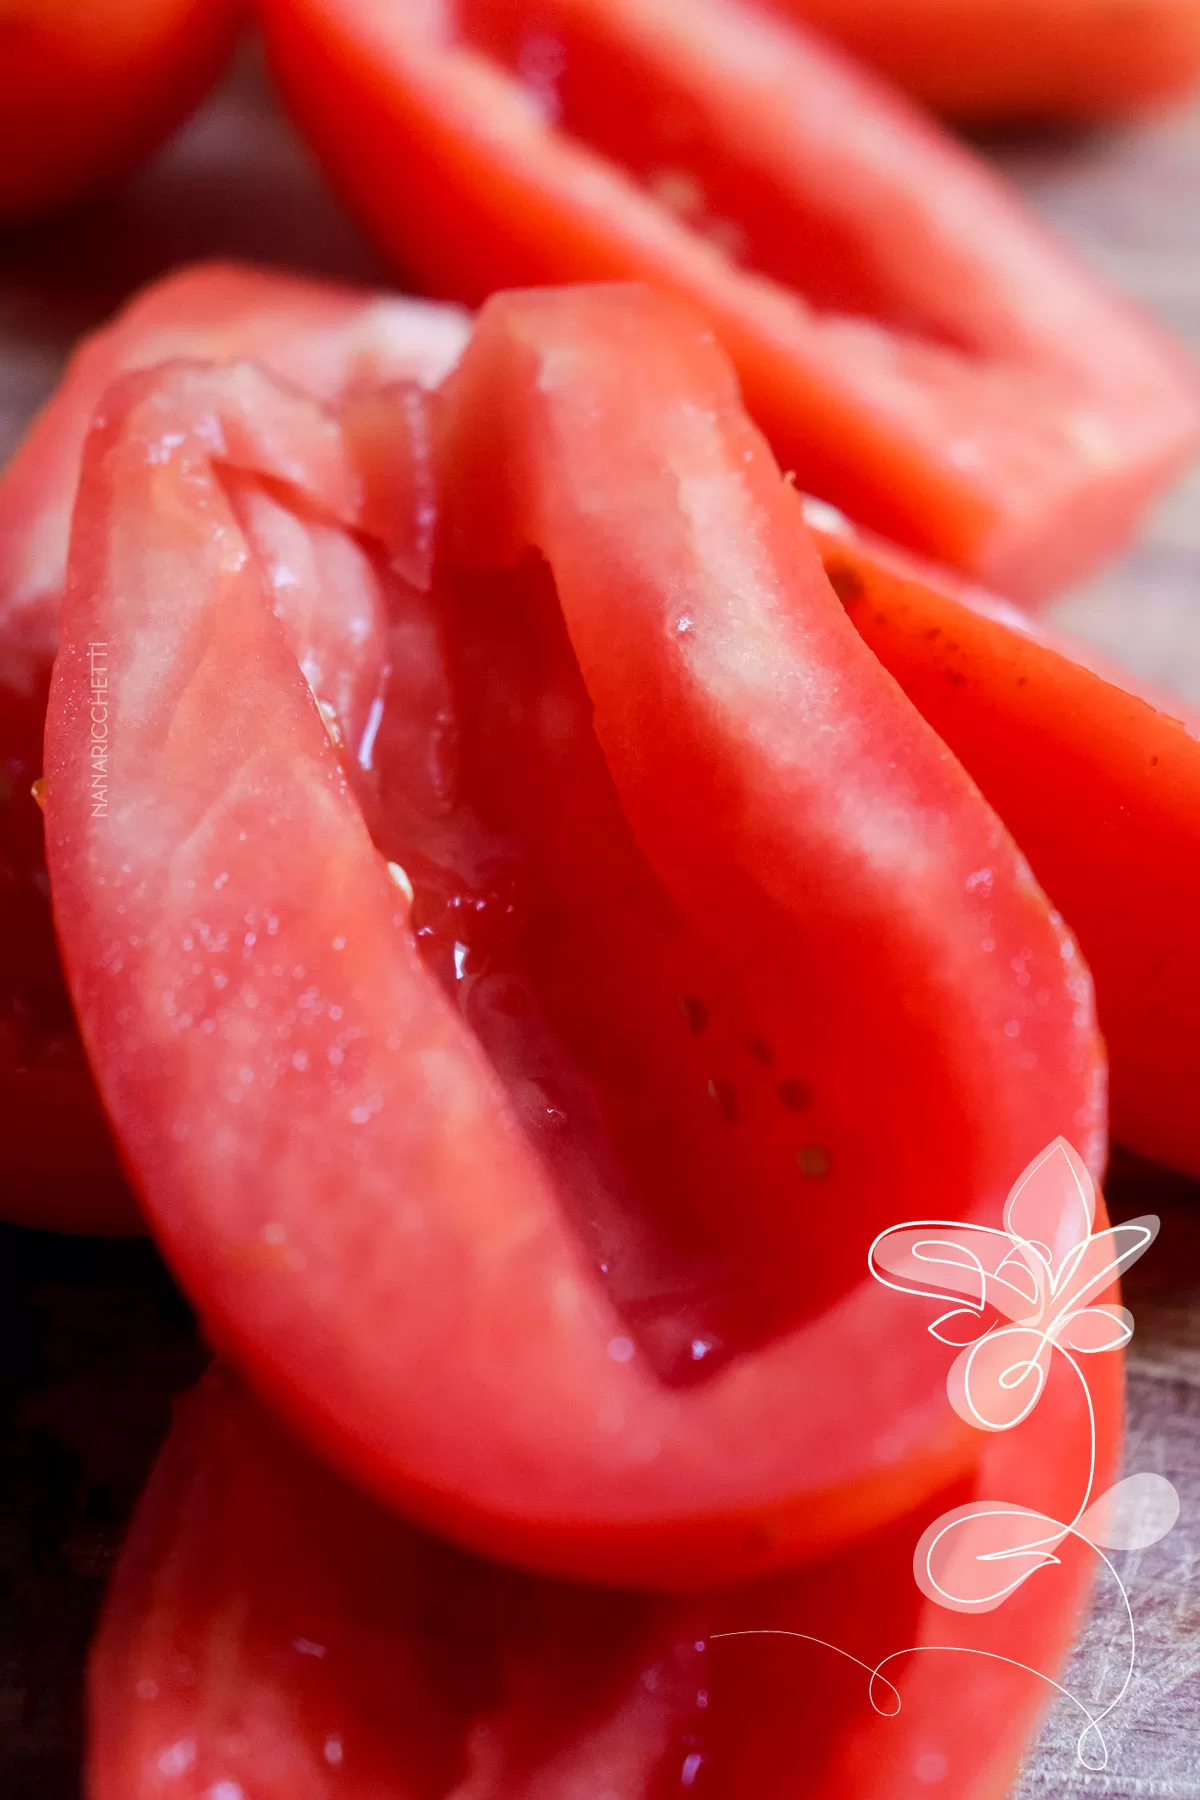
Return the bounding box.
[683,995,709,1033]
[825,561,864,607]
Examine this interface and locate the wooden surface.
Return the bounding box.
[2,42,1199,1800]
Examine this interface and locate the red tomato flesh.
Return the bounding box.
[0,263,469,1233]
[262,0,1199,597]
[45,286,1104,1586]
[90,1325,1120,1800]
[804,497,1200,1179]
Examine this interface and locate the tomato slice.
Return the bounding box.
[44,286,1104,1585]
[90,1311,1121,1799]
[0,0,242,221]
[781,0,1200,123]
[0,263,469,1233]
[801,496,1200,1179]
[261,0,1198,598]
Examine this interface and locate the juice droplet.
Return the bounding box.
[386,860,414,902]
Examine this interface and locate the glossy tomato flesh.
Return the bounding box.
[0,264,469,1232]
[45,287,1104,1586]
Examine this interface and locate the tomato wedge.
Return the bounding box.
[91,1315,1121,1799]
[783,0,1200,123]
[0,263,468,1233]
[45,285,1103,1586]
[262,0,1199,598]
[802,496,1200,1179]
[0,0,242,222]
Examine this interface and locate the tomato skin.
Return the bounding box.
[261,0,1199,599]
[0,0,243,222]
[781,0,1200,123]
[90,1319,1121,1799]
[804,497,1200,1179]
[0,263,468,1235]
[45,288,1104,1587]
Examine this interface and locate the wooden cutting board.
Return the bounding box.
[1,42,1198,1800]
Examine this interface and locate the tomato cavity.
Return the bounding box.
[255,516,848,1388]
[205,397,738,1387]
[153,360,901,1390]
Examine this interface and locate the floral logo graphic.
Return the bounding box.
[870,1136,1151,1438]
[714,1138,1180,1773]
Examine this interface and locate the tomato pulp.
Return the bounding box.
[45,285,1104,1585]
[0,263,469,1232]
[263,0,1199,597]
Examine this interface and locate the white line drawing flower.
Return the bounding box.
[869,1136,1155,1435]
[866,1137,1179,1767]
[715,1140,1181,1773]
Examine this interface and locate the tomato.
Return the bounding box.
[44,285,1103,1586]
[0,668,140,1231]
[0,262,469,1233]
[782,0,1200,122]
[0,0,242,222]
[802,496,1200,1179]
[90,1304,1121,1800]
[261,0,1199,599]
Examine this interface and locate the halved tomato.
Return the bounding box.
[803,497,1200,1178]
[0,262,468,1232]
[0,0,242,221]
[783,0,1200,123]
[263,0,1199,597]
[90,1297,1121,1800]
[45,285,1103,1586]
